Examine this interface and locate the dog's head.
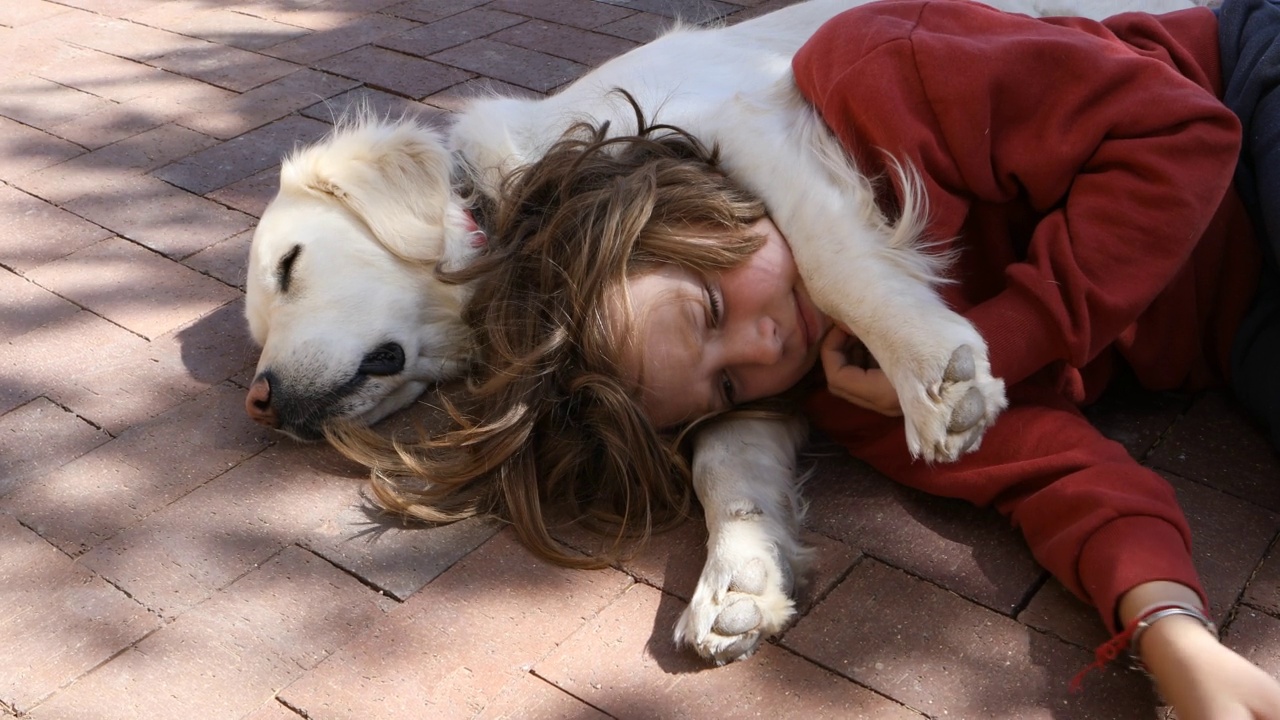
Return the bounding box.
[244,116,481,441]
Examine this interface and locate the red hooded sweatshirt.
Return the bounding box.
[794,0,1260,631]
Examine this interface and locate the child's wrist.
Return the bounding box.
[1071,588,1217,693]
[1134,612,1218,671]
[1126,600,1218,675]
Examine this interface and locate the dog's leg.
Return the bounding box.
[675,414,813,664]
[709,85,1008,463]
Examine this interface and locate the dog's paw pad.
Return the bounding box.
[729,558,766,595]
[713,597,763,636]
[676,545,800,666]
[901,341,1007,463]
[943,345,975,383]
[947,386,986,433]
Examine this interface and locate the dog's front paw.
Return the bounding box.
[674,542,798,665]
[901,344,1007,463]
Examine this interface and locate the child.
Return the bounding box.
[336,0,1280,716]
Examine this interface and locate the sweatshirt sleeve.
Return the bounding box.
[792,1,1241,388]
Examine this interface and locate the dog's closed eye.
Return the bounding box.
[277,245,301,294]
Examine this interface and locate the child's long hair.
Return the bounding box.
[330,101,773,568]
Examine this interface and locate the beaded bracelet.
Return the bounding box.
[1069,600,1216,693]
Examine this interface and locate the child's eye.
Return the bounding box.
[720,372,736,406]
[705,283,723,327]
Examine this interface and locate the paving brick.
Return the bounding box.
[488,0,634,30]
[0,75,116,134]
[385,0,491,24]
[0,116,83,182]
[25,237,241,339]
[29,546,390,720]
[431,38,587,93]
[241,700,306,720]
[152,294,257,386]
[185,228,254,289]
[304,504,500,600]
[14,124,222,207]
[317,45,473,99]
[559,514,859,618]
[1170,473,1280,623]
[725,0,784,8]
[153,114,331,195]
[1019,579,1109,652]
[602,0,738,24]
[47,0,165,19]
[65,122,221,176]
[29,12,204,63]
[537,582,923,719]
[0,309,146,417]
[176,68,360,140]
[1244,545,1280,614]
[116,78,240,128]
[0,27,95,82]
[594,11,673,42]
[802,441,1044,613]
[46,298,255,435]
[148,39,301,93]
[378,8,525,57]
[76,441,364,617]
[1148,392,1280,511]
[32,47,177,103]
[491,20,638,66]
[473,673,610,720]
[279,530,633,718]
[0,0,71,27]
[782,559,1163,719]
[46,102,169,151]
[0,397,108,498]
[240,0,407,32]
[1224,606,1280,680]
[261,13,421,64]
[206,168,279,218]
[42,175,253,259]
[422,77,540,113]
[1082,379,1190,460]
[0,66,171,150]
[302,86,450,126]
[0,267,80,340]
[1018,469,1279,651]
[10,382,271,554]
[128,5,310,51]
[0,515,159,713]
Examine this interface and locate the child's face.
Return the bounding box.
[622,217,827,428]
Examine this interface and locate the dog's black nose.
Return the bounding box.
[358,342,406,376]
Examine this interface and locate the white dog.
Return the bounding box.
[245,0,1203,664]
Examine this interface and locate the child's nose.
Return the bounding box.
[734,316,783,366]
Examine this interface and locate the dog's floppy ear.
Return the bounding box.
[281,117,455,263]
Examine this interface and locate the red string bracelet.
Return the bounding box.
[1068,601,1216,694]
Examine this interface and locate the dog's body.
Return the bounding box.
[246,0,1203,664]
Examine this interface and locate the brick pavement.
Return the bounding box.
[1,0,1278,718]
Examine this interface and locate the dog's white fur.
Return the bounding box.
[246,121,482,439]
[246,0,1204,664]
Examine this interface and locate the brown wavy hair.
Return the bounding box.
[330,102,771,568]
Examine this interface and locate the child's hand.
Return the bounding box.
[1140,614,1280,720]
[820,324,902,417]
